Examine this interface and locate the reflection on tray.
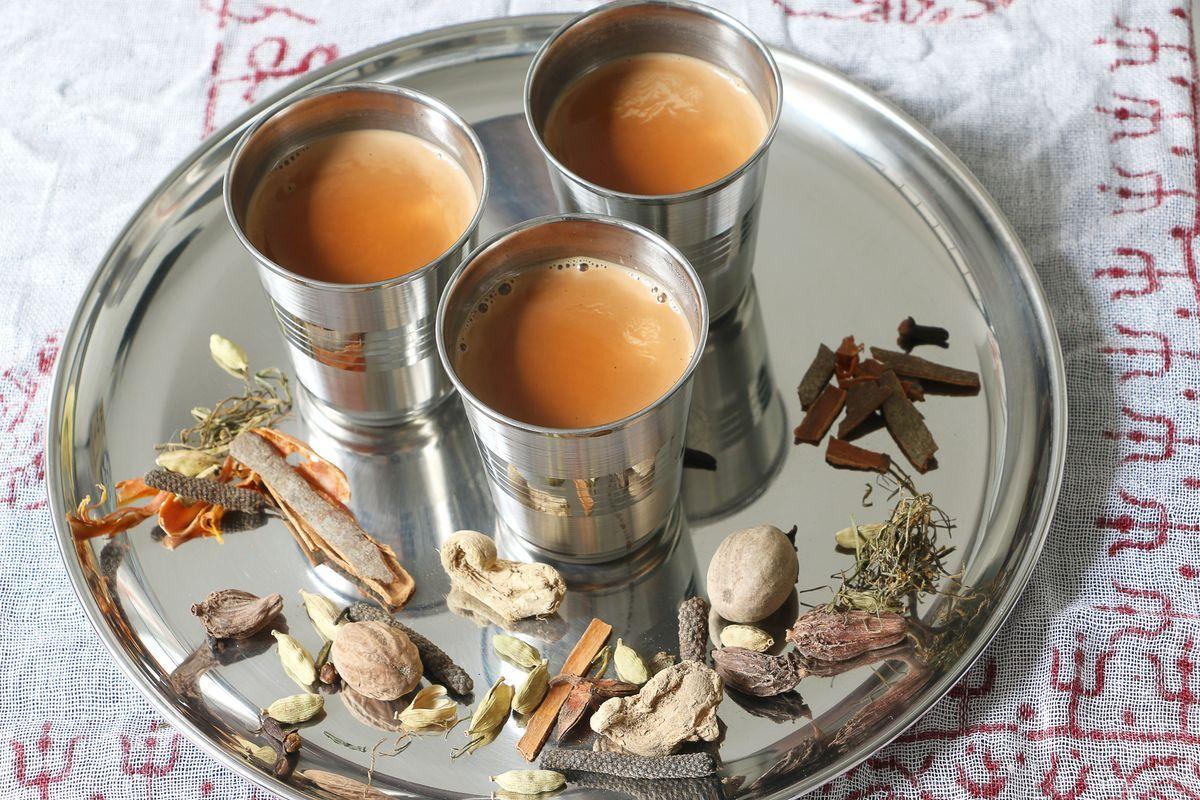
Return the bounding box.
[299,393,495,616]
[683,282,789,523]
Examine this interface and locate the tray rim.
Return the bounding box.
[45,13,1067,799]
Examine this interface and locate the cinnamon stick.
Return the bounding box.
[869,347,981,394]
[793,384,846,445]
[229,431,415,609]
[825,438,891,473]
[517,618,612,761]
[797,344,836,410]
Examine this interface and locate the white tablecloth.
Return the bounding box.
[3,1,1199,797]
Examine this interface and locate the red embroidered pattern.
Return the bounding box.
[200,1,339,138]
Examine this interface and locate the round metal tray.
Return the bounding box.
[47,15,1065,800]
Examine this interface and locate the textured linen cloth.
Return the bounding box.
[2,1,1199,797]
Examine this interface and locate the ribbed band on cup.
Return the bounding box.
[269,300,436,371]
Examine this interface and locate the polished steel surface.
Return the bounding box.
[437,213,708,561]
[47,15,1065,800]
[225,82,489,425]
[524,0,782,321]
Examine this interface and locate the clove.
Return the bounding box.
[897,317,950,351]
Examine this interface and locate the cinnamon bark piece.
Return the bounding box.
[878,371,938,473]
[793,385,847,445]
[837,380,893,439]
[868,347,981,394]
[517,618,612,761]
[797,344,836,410]
[825,439,891,473]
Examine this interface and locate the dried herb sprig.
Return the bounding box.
[157,335,291,461]
[829,468,956,613]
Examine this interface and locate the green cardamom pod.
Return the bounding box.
[834,522,886,550]
[467,677,513,737]
[512,660,549,715]
[272,630,316,687]
[719,624,775,653]
[493,634,542,671]
[490,770,565,795]
[265,692,323,724]
[613,638,650,685]
[156,449,221,478]
[210,333,249,379]
[299,589,342,642]
[397,685,458,732]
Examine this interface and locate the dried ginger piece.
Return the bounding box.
[441,532,563,619]
[589,660,723,756]
[439,530,565,621]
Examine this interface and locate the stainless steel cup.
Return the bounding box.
[224,83,489,426]
[524,0,782,321]
[436,214,709,562]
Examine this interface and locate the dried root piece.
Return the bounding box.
[677,596,710,663]
[229,430,414,609]
[786,609,908,662]
[440,530,565,621]
[589,660,723,757]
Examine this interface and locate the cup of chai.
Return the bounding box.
[224,83,488,427]
[436,214,708,562]
[524,0,781,322]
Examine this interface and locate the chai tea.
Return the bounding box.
[245,128,477,284]
[455,259,695,428]
[543,52,768,195]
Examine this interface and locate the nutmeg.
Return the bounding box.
[331,621,422,701]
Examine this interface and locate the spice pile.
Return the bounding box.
[68,335,415,610]
[794,319,981,473]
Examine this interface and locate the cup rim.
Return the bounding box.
[522,0,784,204]
[435,212,711,436]
[222,81,490,293]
